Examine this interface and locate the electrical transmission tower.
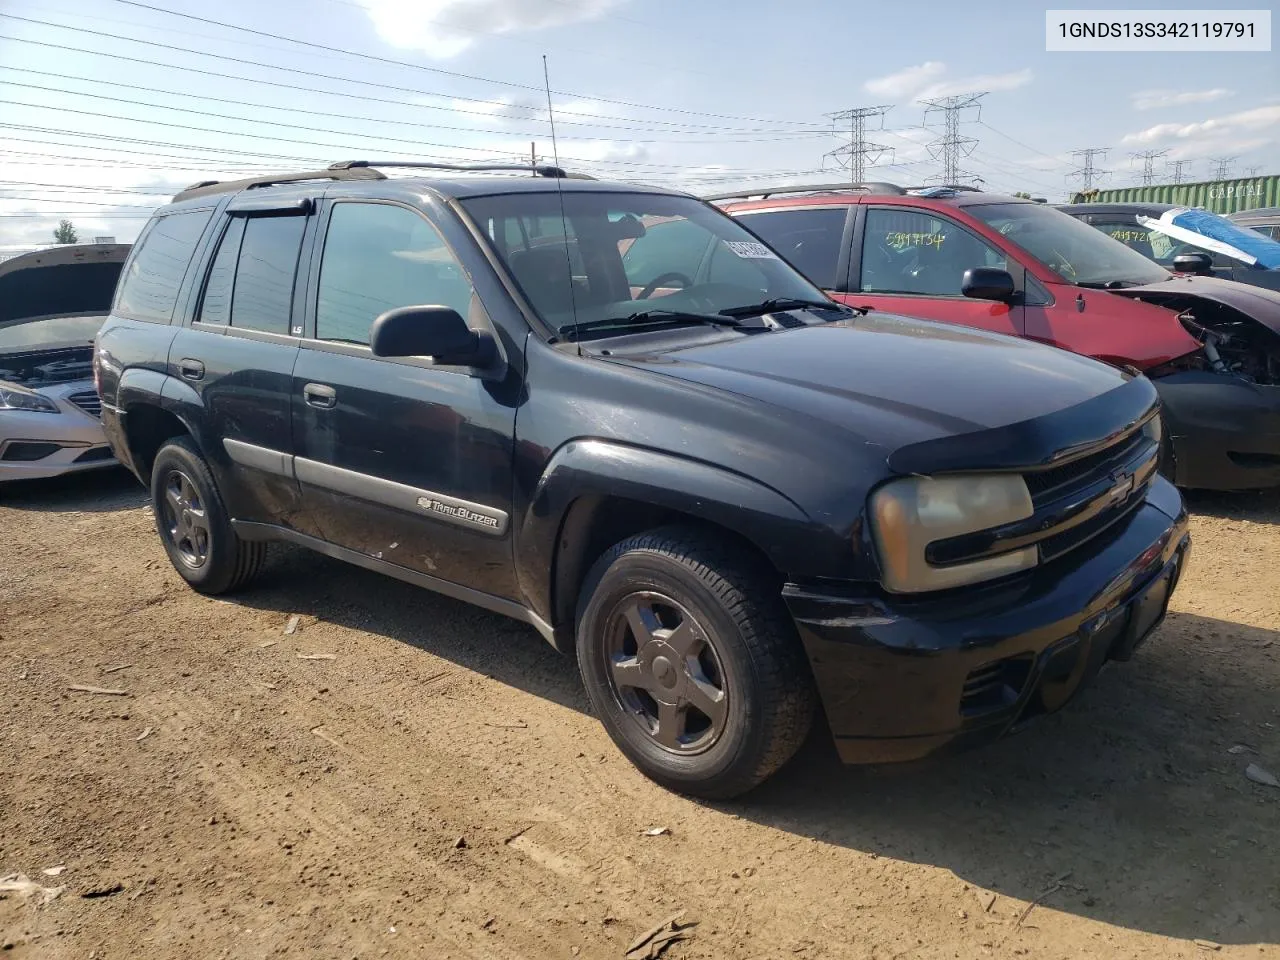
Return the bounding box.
[823,105,893,184]
[1167,159,1195,184]
[1068,148,1110,190]
[1245,165,1263,177]
[1129,149,1168,186]
[1209,156,1238,180]
[918,92,986,185]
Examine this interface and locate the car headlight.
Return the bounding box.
[869,474,1036,593]
[0,381,60,414]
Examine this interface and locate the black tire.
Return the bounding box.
[150,436,265,594]
[575,526,816,799]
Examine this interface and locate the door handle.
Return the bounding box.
[303,383,337,409]
[179,358,205,381]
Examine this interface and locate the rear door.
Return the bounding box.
[167,192,316,531]
[842,204,1025,337]
[290,197,520,599]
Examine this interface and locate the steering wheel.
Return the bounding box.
[637,271,694,300]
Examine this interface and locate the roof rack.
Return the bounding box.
[703,182,906,202]
[172,159,581,203]
[904,184,983,194]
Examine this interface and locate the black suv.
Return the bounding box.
[96,161,1190,798]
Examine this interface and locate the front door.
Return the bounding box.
[290,198,521,599]
[840,205,1025,337]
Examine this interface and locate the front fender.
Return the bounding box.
[515,438,847,639]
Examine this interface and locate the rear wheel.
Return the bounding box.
[575,527,816,799]
[151,436,265,594]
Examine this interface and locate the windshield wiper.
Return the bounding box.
[557,309,742,340]
[1076,280,1142,290]
[718,297,851,319]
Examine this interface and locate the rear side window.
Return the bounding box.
[115,210,213,323]
[197,218,245,326]
[734,208,847,289]
[230,216,306,334]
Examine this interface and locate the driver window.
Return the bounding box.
[316,202,473,345]
[861,208,1006,296]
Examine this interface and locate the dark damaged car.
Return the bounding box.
[0,243,130,481]
[96,163,1189,797]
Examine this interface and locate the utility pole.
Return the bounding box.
[1209,156,1238,180]
[1129,149,1167,186]
[823,105,893,184]
[1167,159,1195,184]
[1068,148,1110,191]
[918,93,986,185]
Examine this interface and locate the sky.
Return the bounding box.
[0,0,1276,250]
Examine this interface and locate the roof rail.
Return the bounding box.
[703,182,905,202]
[172,166,386,203]
[904,184,983,194]
[330,160,574,178]
[172,159,589,203]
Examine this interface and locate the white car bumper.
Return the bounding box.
[0,378,117,482]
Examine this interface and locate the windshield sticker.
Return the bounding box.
[724,241,779,260]
[1108,229,1149,244]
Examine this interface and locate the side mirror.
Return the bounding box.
[1172,252,1213,275]
[369,305,496,367]
[961,267,1017,302]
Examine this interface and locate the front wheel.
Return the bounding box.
[151,436,265,594]
[575,527,816,799]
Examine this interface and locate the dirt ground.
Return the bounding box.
[1,469,1277,960]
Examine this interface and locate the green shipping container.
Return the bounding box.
[1068,175,1280,214]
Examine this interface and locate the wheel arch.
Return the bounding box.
[116,369,205,481]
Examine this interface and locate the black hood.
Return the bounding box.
[614,313,1150,471]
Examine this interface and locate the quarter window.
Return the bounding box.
[114,209,213,323]
[733,208,847,289]
[861,208,1007,296]
[316,203,474,345]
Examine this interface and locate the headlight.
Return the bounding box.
[869,474,1036,593]
[0,381,60,414]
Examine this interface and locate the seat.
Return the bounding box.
[506,245,576,317]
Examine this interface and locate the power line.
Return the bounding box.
[1209,156,1238,180]
[1168,159,1195,184]
[823,105,893,184]
[975,121,1068,165]
[1068,148,1110,190]
[0,23,813,134]
[1129,149,1167,186]
[0,76,828,145]
[918,93,985,185]
[11,7,810,127]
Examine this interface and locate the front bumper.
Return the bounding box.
[0,380,116,482]
[1154,371,1280,490]
[785,476,1190,765]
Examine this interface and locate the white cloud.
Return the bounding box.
[1122,104,1280,145]
[863,62,1032,102]
[864,62,946,99]
[362,0,626,58]
[1131,88,1232,110]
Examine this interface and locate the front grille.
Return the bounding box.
[1,441,61,462]
[67,390,102,419]
[960,655,1033,716]
[73,446,114,464]
[1023,428,1148,504]
[1037,491,1146,562]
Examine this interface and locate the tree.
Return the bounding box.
[52,220,79,244]
[1014,191,1032,199]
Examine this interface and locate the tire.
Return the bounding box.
[150,436,266,594]
[575,526,816,799]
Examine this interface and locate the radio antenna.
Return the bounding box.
[542,55,561,170]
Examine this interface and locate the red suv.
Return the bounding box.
[713,184,1280,491]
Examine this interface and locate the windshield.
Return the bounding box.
[968,202,1170,287]
[459,190,827,336]
[0,314,104,351]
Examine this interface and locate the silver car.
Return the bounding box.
[0,243,130,482]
